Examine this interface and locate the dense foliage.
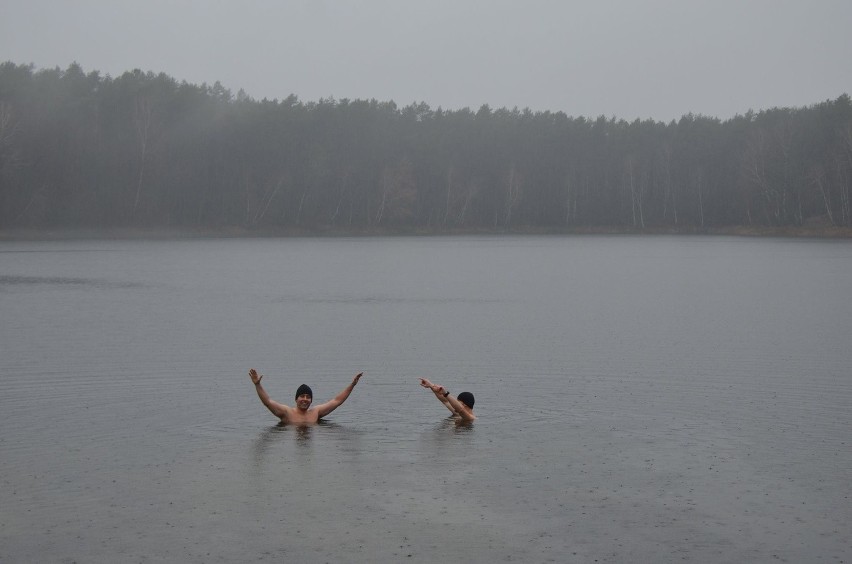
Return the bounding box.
[1,62,851,231]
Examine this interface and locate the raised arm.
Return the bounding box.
[315,372,363,418]
[438,387,476,421]
[420,378,457,414]
[249,369,289,419]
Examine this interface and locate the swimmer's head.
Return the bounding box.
[457,392,475,409]
[295,384,313,401]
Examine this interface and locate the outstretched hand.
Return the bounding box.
[352,372,363,386]
[249,368,262,385]
[421,378,447,395]
[421,378,460,416]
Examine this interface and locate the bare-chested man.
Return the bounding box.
[249,368,362,424]
[419,378,476,421]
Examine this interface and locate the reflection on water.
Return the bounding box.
[294,422,313,445]
[433,416,474,433]
[1,236,850,563]
[251,421,360,468]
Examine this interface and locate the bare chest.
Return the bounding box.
[283,408,320,424]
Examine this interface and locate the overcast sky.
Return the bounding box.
[2,0,850,122]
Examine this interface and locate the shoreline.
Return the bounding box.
[2,224,852,241]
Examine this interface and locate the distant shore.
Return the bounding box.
[2,224,852,241]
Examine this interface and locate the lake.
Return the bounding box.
[1,235,850,563]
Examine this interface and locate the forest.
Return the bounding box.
[1,61,851,234]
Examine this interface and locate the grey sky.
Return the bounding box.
[1,0,850,122]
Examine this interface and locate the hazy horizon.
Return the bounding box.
[2,0,851,122]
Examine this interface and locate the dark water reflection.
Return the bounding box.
[1,235,850,563]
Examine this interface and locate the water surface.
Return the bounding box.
[1,235,850,562]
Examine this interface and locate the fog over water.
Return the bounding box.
[1,235,850,562]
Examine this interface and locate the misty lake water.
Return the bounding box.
[1,235,850,563]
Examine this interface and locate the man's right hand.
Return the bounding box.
[249,369,263,385]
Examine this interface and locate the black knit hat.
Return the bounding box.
[457,391,475,409]
[295,384,313,400]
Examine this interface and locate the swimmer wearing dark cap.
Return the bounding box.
[248,368,363,424]
[419,378,476,421]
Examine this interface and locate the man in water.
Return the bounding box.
[249,368,363,424]
[419,378,476,421]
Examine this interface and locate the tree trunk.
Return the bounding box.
[133,97,153,216]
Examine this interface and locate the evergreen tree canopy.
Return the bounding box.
[1,62,850,232]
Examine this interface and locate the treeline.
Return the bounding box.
[1,61,851,232]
